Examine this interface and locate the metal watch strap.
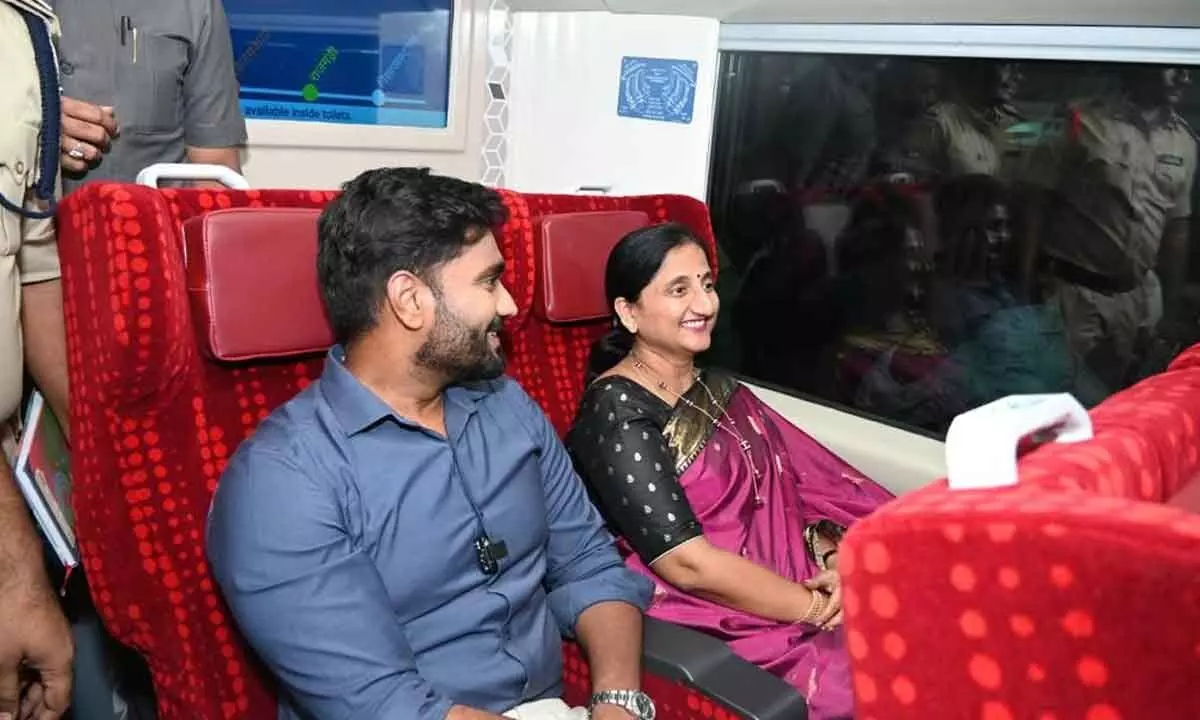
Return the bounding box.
[589,689,654,720]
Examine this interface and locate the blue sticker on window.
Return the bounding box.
[617,56,698,125]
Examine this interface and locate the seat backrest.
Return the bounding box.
[839,346,1200,719]
[503,193,717,436]
[59,184,344,719]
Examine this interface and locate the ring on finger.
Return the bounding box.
[68,142,86,160]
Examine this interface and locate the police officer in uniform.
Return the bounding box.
[0,1,75,717]
[899,60,1026,182]
[1029,66,1196,390]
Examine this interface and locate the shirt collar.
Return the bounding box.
[319,345,493,436]
[319,346,394,435]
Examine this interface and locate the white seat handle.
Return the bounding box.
[945,393,1093,491]
[136,163,250,190]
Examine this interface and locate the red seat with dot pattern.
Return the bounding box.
[839,344,1200,719]
[500,194,715,436]
[56,182,781,720]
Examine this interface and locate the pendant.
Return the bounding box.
[753,495,765,509]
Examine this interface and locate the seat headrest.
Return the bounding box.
[184,207,334,362]
[535,210,650,323]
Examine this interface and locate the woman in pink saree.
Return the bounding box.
[566,223,893,720]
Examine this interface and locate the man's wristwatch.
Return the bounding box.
[589,689,656,720]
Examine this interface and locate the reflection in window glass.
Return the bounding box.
[706,55,1198,435]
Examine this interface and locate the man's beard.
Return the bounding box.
[415,300,506,384]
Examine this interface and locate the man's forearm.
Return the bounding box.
[185,146,243,189]
[0,455,49,588]
[186,145,241,172]
[22,278,71,439]
[574,601,643,693]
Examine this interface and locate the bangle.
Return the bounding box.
[799,590,828,625]
[819,549,838,569]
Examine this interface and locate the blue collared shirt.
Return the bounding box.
[207,348,653,720]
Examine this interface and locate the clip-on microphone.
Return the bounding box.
[474,535,508,575]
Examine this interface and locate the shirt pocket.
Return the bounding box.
[1154,153,1191,207]
[0,121,38,256]
[120,32,188,134]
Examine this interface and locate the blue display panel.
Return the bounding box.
[223,0,453,127]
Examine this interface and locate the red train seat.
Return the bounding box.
[839,346,1200,718]
[57,182,799,719]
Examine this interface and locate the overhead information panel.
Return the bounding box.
[224,0,454,127]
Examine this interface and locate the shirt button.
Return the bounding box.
[60,61,75,75]
[13,161,24,175]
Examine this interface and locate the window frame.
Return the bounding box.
[707,22,1200,436]
[718,23,1200,65]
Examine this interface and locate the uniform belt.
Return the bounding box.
[1045,258,1140,295]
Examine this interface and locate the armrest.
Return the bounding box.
[642,616,808,720]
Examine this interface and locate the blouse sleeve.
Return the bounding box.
[570,394,704,564]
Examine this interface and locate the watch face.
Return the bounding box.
[634,693,656,720]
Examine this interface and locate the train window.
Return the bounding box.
[706,53,1198,436]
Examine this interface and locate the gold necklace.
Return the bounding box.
[630,358,765,508]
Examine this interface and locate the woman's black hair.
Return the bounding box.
[585,222,704,386]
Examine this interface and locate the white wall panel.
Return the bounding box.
[506,11,719,199]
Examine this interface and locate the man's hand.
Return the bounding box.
[803,570,844,630]
[60,97,118,173]
[0,576,73,720]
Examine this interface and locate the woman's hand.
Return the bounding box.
[804,570,843,630]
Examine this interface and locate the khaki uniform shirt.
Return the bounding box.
[0,0,60,423]
[1033,98,1197,281]
[899,101,1024,180]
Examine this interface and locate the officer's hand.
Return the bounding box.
[0,571,73,720]
[60,97,118,173]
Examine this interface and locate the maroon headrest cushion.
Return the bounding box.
[534,210,650,322]
[184,207,334,361]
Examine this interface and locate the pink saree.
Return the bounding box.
[623,373,893,719]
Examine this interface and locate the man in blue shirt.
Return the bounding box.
[206,167,655,720]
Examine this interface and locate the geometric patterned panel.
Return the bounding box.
[482,0,512,187]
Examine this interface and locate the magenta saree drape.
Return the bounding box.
[621,382,893,719]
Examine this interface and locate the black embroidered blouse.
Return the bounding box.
[565,376,705,564]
